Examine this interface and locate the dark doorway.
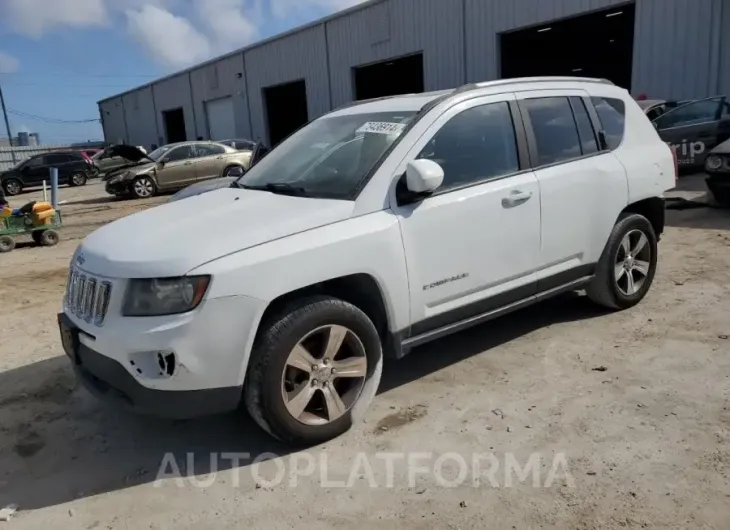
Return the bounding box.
[353,53,425,101]
[500,3,635,90]
[162,108,187,143]
[263,79,309,147]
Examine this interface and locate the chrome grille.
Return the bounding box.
[65,268,112,326]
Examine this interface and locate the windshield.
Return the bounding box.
[238,111,416,199]
[145,146,171,161]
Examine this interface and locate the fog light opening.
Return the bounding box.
[157,352,177,377]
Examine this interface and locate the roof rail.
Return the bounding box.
[470,76,615,89]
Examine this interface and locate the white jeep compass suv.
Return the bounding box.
[59,77,677,446]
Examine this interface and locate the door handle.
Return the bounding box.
[502,190,533,208]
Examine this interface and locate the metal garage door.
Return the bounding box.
[205,97,235,141]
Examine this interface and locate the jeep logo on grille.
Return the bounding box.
[76,254,85,266]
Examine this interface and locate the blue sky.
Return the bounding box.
[0,0,365,145]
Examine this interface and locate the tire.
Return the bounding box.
[3,178,22,196]
[69,172,87,187]
[131,176,156,199]
[0,235,15,253]
[711,189,730,208]
[31,230,43,245]
[39,229,59,247]
[223,165,245,178]
[587,213,658,310]
[245,296,383,447]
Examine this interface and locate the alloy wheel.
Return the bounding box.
[134,177,154,197]
[5,180,20,195]
[72,173,85,186]
[281,325,368,426]
[615,229,652,296]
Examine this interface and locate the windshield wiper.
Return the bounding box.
[242,183,310,197]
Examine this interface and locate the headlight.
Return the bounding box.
[122,276,211,316]
[705,155,723,171]
[108,171,131,185]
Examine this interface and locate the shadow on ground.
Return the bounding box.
[0,293,606,511]
[664,173,730,230]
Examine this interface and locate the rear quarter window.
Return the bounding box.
[591,97,626,150]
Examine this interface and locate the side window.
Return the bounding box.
[195,143,226,157]
[523,97,582,166]
[590,97,626,150]
[417,102,520,191]
[45,154,69,165]
[164,146,194,162]
[570,97,598,155]
[24,156,44,168]
[655,99,721,130]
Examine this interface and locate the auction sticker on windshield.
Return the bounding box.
[357,122,407,135]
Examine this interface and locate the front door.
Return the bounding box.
[392,95,541,337]
[21,155,49,185]
[654,97,727,168]
[155,145,197,190]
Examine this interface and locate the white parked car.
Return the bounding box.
[59,77,677,446]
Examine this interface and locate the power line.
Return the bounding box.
[0,73,159,78]
[7,109,99,123]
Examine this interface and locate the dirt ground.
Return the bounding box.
[0,177,728,529]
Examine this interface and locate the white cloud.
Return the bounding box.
[270,0,368,18]
[125,5,211,68]
[194,0,259,52]
[1,0,107,38]
[0,51,20,73]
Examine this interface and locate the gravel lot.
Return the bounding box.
[0,177,728,529]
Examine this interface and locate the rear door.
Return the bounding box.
[192,143,228,180]
[155,145,197,190]
[516,90,628,285]
[46,153,75,181]
[654,97,726,167]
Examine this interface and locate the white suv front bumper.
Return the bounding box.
[59,267,266,418]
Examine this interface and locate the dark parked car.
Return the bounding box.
[0,151,95,196]
[704,138,730,206]
[637,99,690,121]
[651,96,730,168]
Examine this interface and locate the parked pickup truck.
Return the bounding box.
[59,76,676,447]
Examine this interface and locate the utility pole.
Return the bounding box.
[0,83,16,164]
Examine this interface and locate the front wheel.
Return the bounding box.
[245,296,383,446]
[131,176,156,199]
[587,213,658,310]
[3,178,22,196]
[0,236,15,253]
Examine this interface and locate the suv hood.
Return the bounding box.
[77,188,355,278]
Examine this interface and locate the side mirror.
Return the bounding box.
[397,159,444,205]
[156,159,166,169]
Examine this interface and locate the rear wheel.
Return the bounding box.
[3,178,22,196]
[223,165,245,178]
[131,176,156,199]
[39,229,59,247]
[245,296,383,446]
[69,172,87,187]
[587,213,658,310]
[0,236,15,253]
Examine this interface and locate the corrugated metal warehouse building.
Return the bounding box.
[98,0,730,149]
